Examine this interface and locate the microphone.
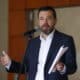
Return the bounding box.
[24,27,39,36]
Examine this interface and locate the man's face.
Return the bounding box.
[38,10,56,35]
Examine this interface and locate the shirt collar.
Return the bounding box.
[40,29,55,41]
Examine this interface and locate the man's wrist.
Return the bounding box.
[59,65,66,74]
[5,60,11,70]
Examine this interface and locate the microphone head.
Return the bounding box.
[34,26,39,31]
[24,27,40,36]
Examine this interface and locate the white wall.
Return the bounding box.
[0,0,8,80]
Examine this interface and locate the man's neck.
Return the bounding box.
[40,29,55,40]
[41,32,48,40]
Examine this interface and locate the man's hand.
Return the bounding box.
[0,51,11,66]
[55,62,65,72]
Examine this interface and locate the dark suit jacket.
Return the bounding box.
[7,30,77,80]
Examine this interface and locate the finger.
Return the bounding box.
[2,51,7,56]
[56,64,64,71]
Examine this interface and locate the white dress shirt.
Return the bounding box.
[35,31,55,80]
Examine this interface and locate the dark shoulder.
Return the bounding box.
[30,36,40,41]
[55,30,73,40]
[28,36,40,44]
[54,30,75,46]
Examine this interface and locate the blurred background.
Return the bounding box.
[0,0,80,80]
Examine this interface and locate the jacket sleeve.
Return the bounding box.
[64,37,77,75]
[6,40,32,74]
[6,60,26,74]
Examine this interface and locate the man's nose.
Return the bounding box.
[44,19,48,24]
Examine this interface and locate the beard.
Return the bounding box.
[40,23,54,35]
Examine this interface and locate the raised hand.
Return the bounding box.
[0,51,11,66]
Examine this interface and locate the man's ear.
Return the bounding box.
[54,19,57,26]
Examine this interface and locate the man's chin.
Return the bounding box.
[42,30,53,35]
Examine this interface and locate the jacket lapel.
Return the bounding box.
[45,30,60,70]
[34,37,41,64]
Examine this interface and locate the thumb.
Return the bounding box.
[2,51,7,56]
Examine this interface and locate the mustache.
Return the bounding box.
[42,23,49,27]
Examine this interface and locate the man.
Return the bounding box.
[0,6,77,80]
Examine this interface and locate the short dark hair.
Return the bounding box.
[38,6,56,19]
